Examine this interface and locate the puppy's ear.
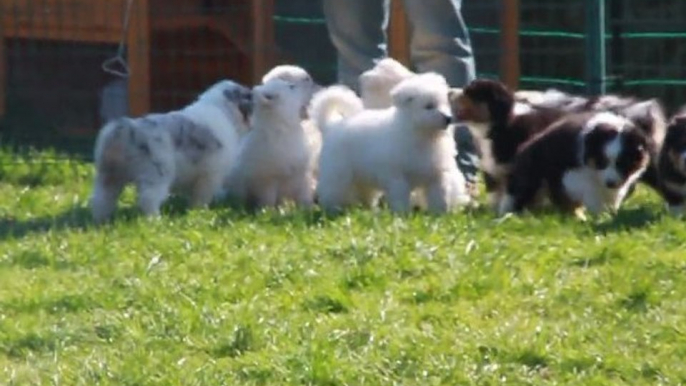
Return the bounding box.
[664,116,686,145]
[487,83,515,125]
[223,86,253,118]
[238,96,254,120]
[223,87,242,103]
[583,123,617,167]
[391,87,414,107]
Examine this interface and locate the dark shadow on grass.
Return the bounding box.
[211,196,350,228]
[591,207,663,234]
[0,206,94,241]
[568,247,624,268]
[1,189,354,240]
[0,195,197,241]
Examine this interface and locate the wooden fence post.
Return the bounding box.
[389,1,411,66]
[501,0,520,89]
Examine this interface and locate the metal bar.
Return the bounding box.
[585,0,606,95]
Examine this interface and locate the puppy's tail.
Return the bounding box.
[308,85,363,134]
[94,117,136,169]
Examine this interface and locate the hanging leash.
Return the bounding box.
[102,0,135,78]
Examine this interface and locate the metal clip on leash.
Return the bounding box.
[102,0,135,78]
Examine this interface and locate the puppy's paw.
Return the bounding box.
[496,194,515,217]
[573,207,588,222]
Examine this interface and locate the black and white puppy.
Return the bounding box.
[516,89,667,152]
[450,79,567,207]
[499,111,651,217]
[518,89,669,201]
[651,113,686,215]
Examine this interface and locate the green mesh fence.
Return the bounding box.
[518,0,686,111]
[272,0,686,111]
[0,0,685,162]
[609,0,686,111]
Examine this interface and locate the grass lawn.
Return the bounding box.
[1,150,685,385]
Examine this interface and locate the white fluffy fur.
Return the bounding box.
[262,65,318,114]
[358,59,473,207]
[263,65,322,187]
[560,167,631,215]
[90,80,251,222]
[583,111,629,134]
[514,88,587,111]
[311,73,469,214]
[359,58,415,109]
[226,78,314,209]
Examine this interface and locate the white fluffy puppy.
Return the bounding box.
[90,80,252,223]
[261,65,319,116]
[359,59,472,208]
[359,58,415,109]
[262,65,322,185]
[311,73,469,214]
[226,78,314,209]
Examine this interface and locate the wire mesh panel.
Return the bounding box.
[1,0,685,160]
[518,0,686,111]
[0,0,265,158]
[463,0,501,80]
[272,0,335,84]
[519,0,587,94]
[608,0,686,112]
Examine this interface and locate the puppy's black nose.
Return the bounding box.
[443,114,452,127]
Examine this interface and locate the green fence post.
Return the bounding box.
[585,0,607,95]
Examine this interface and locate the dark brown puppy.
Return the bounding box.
[648,113,686,214]
[450,79,567,207]
[499,111,651,217]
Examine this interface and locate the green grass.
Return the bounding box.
[1,150,686,385]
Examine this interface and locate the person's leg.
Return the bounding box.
[322,0,389,90]
[402,0,479,192]
[401,0,475,86]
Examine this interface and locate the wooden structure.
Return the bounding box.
[0,0,275,117]
[0,0,521,120]
[389,1,411,66]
